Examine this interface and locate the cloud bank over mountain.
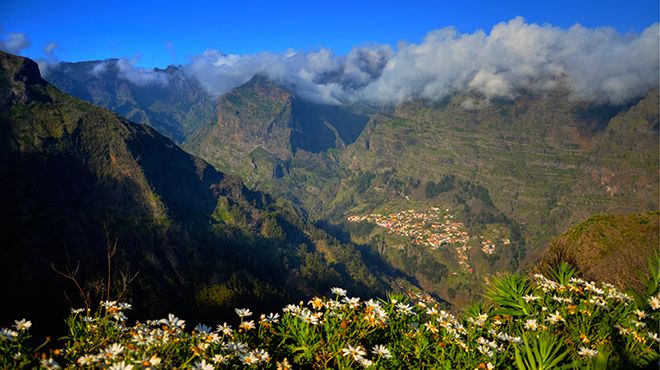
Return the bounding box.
[185,17,658,105]
[361,17,659,105]
[88,58,170,86]
[38,17,660,106]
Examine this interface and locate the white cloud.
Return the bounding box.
[17,17,659,106]
[184,45,391,104]
[0,32,30,54]
[88,58,169,86]
[360,18,659,105]
[116,58,169,86]
[36,42,59,77]
[184,17,658,106]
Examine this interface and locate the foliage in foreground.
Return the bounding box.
[1,264,659,369]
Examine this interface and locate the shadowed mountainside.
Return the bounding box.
[0,51,394,336]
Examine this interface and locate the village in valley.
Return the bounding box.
[346,207,511,272]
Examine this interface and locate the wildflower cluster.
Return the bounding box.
[1,264,658,369]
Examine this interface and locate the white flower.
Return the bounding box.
[524,319,538,331]
[588,297,608,308]
[331,287,347,296]
[240,352,260,365]
[260,312,280,324]
[212,354,228,364]
[253,349,271,362]
[145,356,161,367]
[522,294,541,302]
[358,357,374,367]
[195,341,210,352]
[585,282,605,295]
[112,312,127,322]
[40,358,61,369]
[551,295,573,304]
[109,361,134,370]
[191,323,210,334]
[546,311,565,324]
[276,358,292,370]
[647,332,660,343]
[76,355,96,365]
[372,344,393,359]
[341,344,367,361]
[216,322,233,335]
[497,332,522,344]
[13,319,31,331]
[283,304,301,314]
[224,341,248,354]
[477,344,494,357]
[614,324,630,335]
[193,359,215,370]
[158,313,185,329]
[239,320,255,331]
[632,320,646,328]
[648,295,660,310]
[343,297,361,308]
[426,307,439,316]
[635,309,648,320]
[235,308,253,318]
[298,309,321,325]
[101,343,124,358]
[569,277,585,285]
[395,302,414,316]
[0,328,18,340]
[70,308,85,314]
[468,313,488,327]
[102,300,118,309]
[577,346,598,358]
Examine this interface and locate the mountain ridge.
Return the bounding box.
[35,55,660,312]
[44,59,216,143]
[0,51,395,336]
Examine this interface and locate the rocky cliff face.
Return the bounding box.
[45,60,216,143]
[186,75,295,176]
[184,75,369,185]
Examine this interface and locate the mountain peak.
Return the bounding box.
[238,74,292,102]
[0,51,49,104]
[1,51,46,86]
[245,73,278,86]
[154,64,181,74]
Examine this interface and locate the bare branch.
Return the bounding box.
[51,261,91,310]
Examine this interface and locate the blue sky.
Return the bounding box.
[1,0,658,67]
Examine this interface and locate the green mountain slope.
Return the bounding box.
[45,60,216,143]
[0,51,391,335]
[540,211,659,294]
[341,91,658,248]
[183,79,658,308]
